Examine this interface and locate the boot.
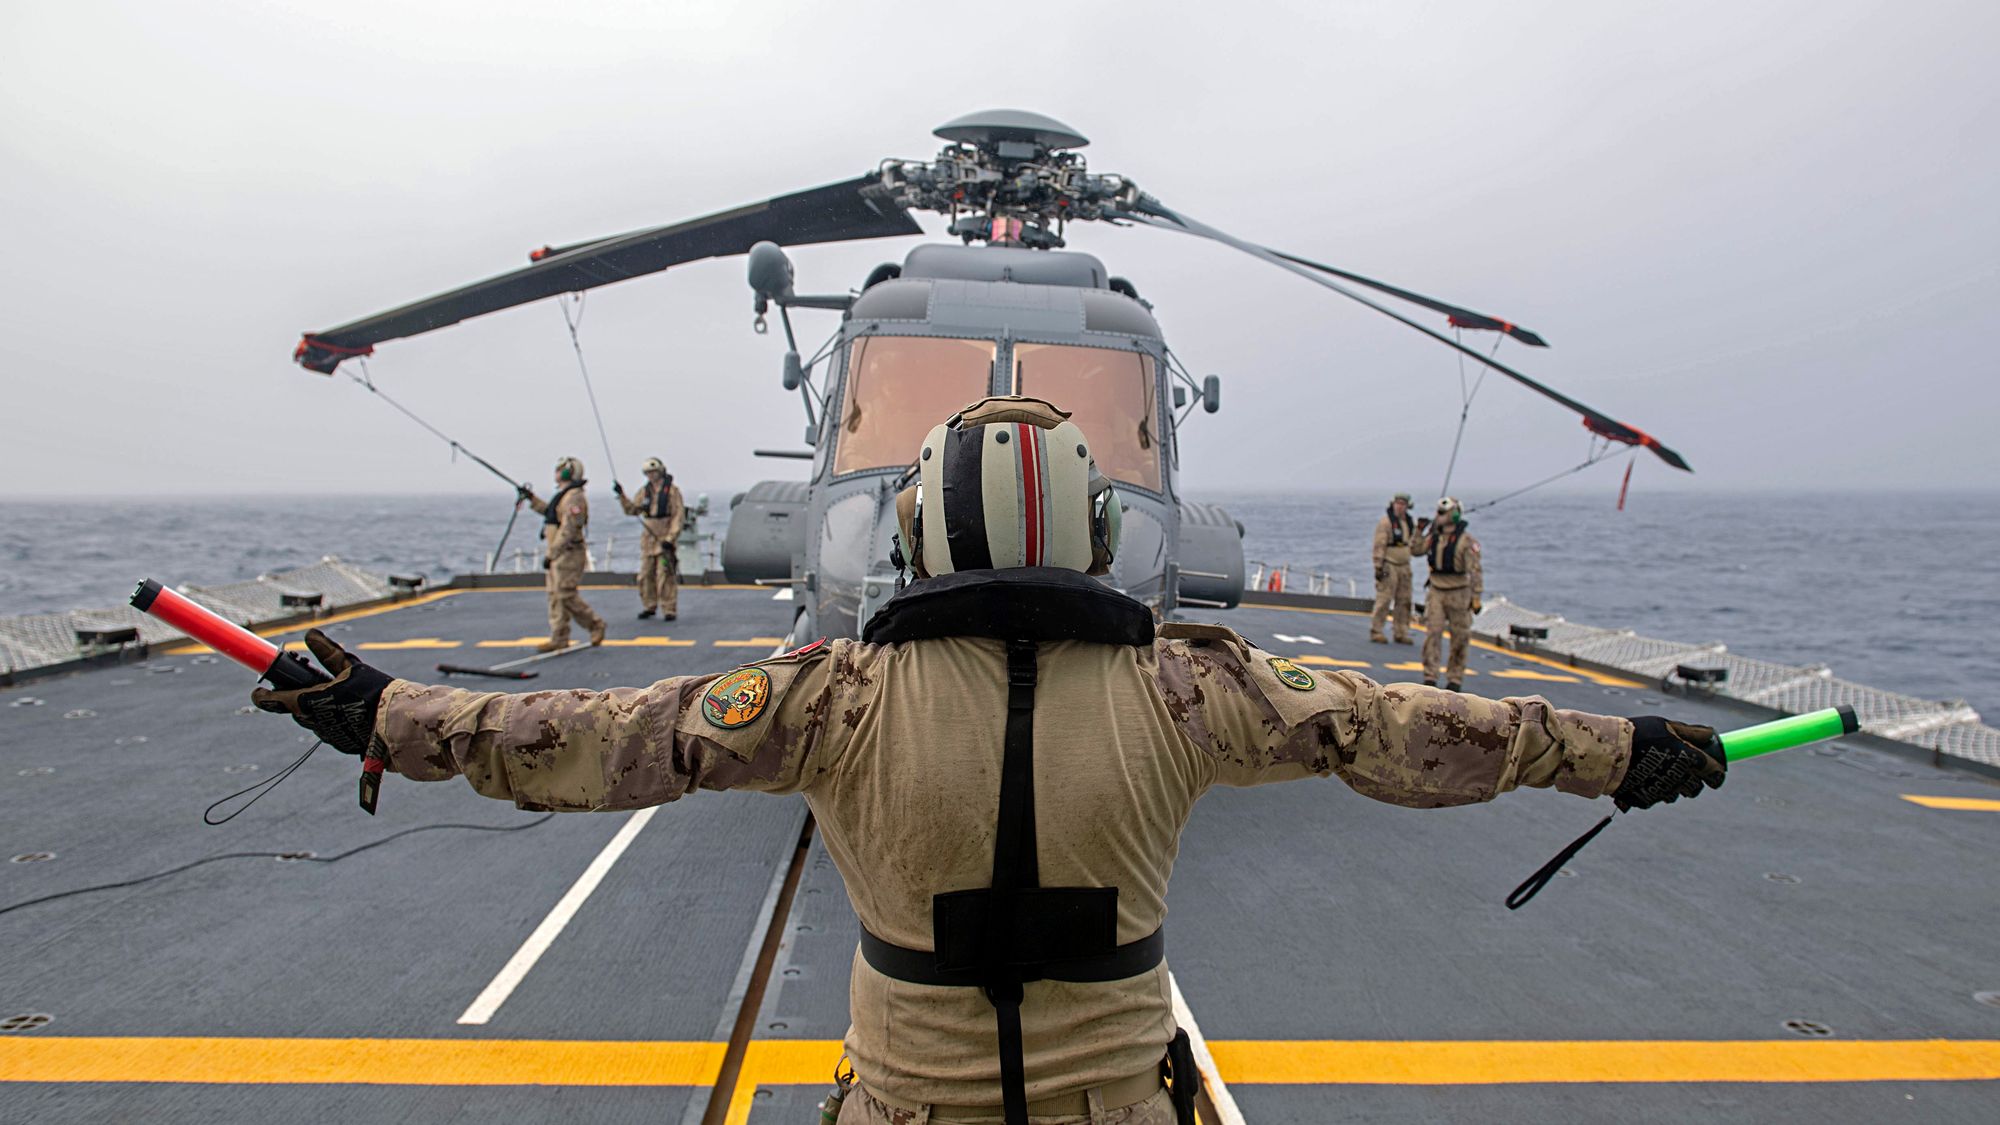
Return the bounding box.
[661,613,676,622]
[1446,681,1463,692]
[637,608,656,620]
[588,621,607,647]
[535,638,568,654]
[1368,633,1388,644]
[1423,677,1437,687]
[1393,635,1413,645]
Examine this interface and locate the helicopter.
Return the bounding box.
[292,109,1689,642]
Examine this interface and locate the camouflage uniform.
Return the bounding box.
[1420,523,1483,686]
[1369,504,1419,643]
[528,485,604,646]
[373,612,1627,1119]
[618,478,684,617]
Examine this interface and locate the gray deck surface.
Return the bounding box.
[2,585,1997,1122]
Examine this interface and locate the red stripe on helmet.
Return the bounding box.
[1017,422,1042,566]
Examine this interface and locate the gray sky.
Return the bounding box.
[3,0,1995,504]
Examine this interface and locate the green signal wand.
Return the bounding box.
[1506,706,1862,909]
[1718,705,1860,761]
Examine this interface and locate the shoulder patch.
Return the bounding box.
[702,667,772,729]
[1267,657,1316,691]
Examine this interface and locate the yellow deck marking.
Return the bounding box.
[1901,795,2000,812]
[601,637,696,648]
[10,1037,2000,1088]
[1206,1039,2000,1084]
[475,637,555,648]
[162,585,763,656]
[1488,668,1582,684]
[1382,662,1476,676]
[0,1037,722,1086]
[1291,656,1371,668]
[714,637,787,648]
[355,638,461,651]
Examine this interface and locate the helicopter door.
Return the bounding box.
[832,336,997,475]
[1012,343,1162,493]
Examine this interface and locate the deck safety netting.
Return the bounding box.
[1474,597,2000,769]
[0,559,394,677]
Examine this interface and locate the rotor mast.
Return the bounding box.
[881,110,1138,250]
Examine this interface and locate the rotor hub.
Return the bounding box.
[881,110,1136,249]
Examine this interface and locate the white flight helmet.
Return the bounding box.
[893,396,1120,579]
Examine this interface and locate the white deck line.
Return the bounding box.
[456,806,658,1025]
[1169,971,1245,1125]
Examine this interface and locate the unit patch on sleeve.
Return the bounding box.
[1268,657,1316,691]
[702,667,772,729]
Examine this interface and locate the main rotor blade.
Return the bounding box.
[1267,250,1548,348]
[294,174,921,373]
[1122,197,1690,471]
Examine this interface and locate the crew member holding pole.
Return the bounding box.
[1420,496,1481,691]
[521,457,605,652]
[613,458,684,622]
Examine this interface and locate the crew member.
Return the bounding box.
[613,457,684,622]
[519,457,605,652]
[1420,496,1482,690]
[253,399,1725,1125]
[1368,492,1418,645]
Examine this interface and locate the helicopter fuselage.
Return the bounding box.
[725,242,1244,641]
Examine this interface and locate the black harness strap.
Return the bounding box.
[991,639,1044,1125]
[542,482,581,527]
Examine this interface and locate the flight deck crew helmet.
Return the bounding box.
[555,457,585,484]
[1436,496,1463,523]
[642,457,666,475]
[892,396,1120,580]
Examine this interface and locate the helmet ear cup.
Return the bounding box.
[893,483,928,579]
[1088,483,1121,575]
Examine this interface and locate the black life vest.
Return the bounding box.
[542,482,582,527]
[643,478,675,520]
[1429,525,1468,574]
[861,568,1188,1124]
[1385,506,1415,548]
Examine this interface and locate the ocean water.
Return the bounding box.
[2,491,1994,718]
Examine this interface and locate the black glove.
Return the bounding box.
[1613,716,1725,810]
[613,480,625,497]
[542,556,552,570]
[1374,564,1387,583]
[516,484,534,504]
[250,629,393,757]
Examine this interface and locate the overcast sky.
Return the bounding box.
[3,0,1994,506]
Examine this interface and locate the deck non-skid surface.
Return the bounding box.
[3,588,1999,1122]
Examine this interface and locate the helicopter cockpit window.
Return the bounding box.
[832,336,997,475]
[1014,343,1162,492]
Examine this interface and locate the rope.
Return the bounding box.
[559,293,620,482]
[1463,438,1623,515]
[346,359,521,489]
[0,808,556,920]
[1438,329,1500,497]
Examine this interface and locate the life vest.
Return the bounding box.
[643,478,675,520]
[1385,507,1415,548]
[1429,526,1469,574]
[542,483,583,527]
[859,568,1191,1125]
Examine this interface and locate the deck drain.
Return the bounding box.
[1783,1019,1833,1037]
[113,736,149,746]
[1765,872,1801,884]
[0,1013,52,1033]
[1599,687,1627,697]
[9,697,45,708]
[192,655,219,665]
[147,665,182,675]
[767,1021,788,1031]
[274,851,317,862]
[1555,868,1578,879]
[224,763,261,774]
[63,709,97,720]
[235,705,260,715]
[1975,991,2000,1009]
[10,853,55,864]
[16,767,54,777]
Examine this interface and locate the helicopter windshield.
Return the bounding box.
[833,336,997,474]
[1014,343,1161,491]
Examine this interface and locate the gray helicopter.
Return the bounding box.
[294,109,1689,642]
